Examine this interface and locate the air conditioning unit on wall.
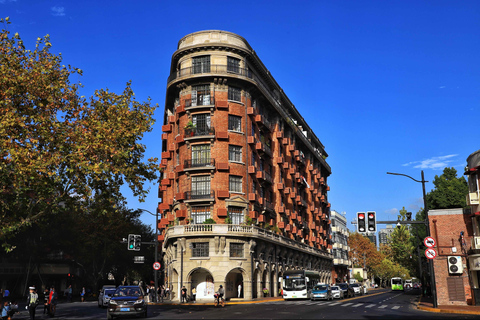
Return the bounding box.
[448,256,463,274]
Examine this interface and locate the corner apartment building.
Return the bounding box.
[330,210,351,283]
[157,31,333,301]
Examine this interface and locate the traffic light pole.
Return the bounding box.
[387,170,437,308]
[138,209,159,303]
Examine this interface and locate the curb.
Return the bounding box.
[416,297,480,315]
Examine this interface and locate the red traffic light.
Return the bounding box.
[368,213,374,219]
[358,213,365,220]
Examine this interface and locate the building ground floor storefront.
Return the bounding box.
[162,224,333,301]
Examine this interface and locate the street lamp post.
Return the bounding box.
[138,208,159,303]
[387,170,438,308]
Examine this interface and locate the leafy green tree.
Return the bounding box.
[426,167,468,210]
[388,225,416,276]
[397,207,409,221]
[0,18,159,250]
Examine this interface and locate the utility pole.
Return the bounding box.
[387,170,437,308]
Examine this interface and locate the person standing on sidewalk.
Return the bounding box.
[43,288,49,314]
[26,286,39,320]
[80,287,85,302]
[159,286,165,303]
[67,285,72,302]
[181,286,187,303]
[191,287,196,303]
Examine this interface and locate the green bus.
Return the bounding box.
[391,277,404,291]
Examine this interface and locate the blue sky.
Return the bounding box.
[3,0,479,233]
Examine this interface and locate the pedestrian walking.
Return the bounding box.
[237,283,242,298]
[191,287,196,302]
[48,287,58,317]
[165,286,170,300]
[80,287,85,302]
[26,286,39,320]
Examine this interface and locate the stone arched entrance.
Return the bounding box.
[188,268,215,300]
[225,267,245,299]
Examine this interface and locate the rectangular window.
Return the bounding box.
[228,86,242,102]
[230,242,244,258]
[228,206,244,225]
[228,115,242,132]
[191,144,211,167]
[229,175,242,193]
[192,242,209,257]
[229,145,242,162]
[192,56,210,74]
[191,175,211,197]
[192,84,211,106]
[191,206,210,224]
[192,113,211,135]
[227,57,240,73]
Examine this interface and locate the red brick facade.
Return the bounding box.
[158,31,332,254]
[428,209,474,305]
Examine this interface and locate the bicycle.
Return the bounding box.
[213,293,225,307]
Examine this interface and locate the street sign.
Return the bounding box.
[134,256,145,264]
[153,262,161,270]
[425,248,437,259]
[424,236,436,248]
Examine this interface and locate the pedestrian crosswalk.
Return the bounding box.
[261,299,404,310]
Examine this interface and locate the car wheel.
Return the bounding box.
[107,311,113,320]
[144,308,148,318]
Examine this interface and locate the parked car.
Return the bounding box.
[310,284,332,301]
[350,283,363,296]
[330,285,344,299]
[98,286,117,307]
[337,283,355,298]
[107,285,147,319]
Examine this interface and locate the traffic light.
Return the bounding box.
[128,234,135,250]
[357,212,366,233]
[367,211,376,232]
[133,235,141,251]
[406,212,412,221]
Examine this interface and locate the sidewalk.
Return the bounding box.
[417,295,480,315]
[148,296,284,306]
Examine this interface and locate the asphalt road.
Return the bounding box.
[9,289,478,319]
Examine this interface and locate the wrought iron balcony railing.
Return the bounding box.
[184,159,215,169]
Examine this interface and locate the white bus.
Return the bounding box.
[282,270,320,300]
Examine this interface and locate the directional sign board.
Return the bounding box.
[425,248,437,259]
[153,262,161,270]
[424,236,436,248]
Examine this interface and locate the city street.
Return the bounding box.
[8,289,478,319]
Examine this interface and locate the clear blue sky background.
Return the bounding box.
[3,0,479,234]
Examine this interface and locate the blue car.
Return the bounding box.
[310,284,332,301]
[107,285,147,319]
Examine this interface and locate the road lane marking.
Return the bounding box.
[352,303,363,308]
[330,302,341,306]
[378,305,388,309]
[342,303,353,306]
[392,306,400,310]
[365,304,376,308]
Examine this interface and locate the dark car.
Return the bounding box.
[337,283,355,298]
[107,286,147,319]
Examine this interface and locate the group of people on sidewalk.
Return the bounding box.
[145,285,170,303]
[21,286,59,320]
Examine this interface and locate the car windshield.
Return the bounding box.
[331,286,339,291]
[338,284,347,289]
[114,287,142,297]
[105,289,116,295]
[314,285,327,291]
[351,284,359,287]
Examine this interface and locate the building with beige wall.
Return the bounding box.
[330,210,351,283]
[157,30,333,301]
